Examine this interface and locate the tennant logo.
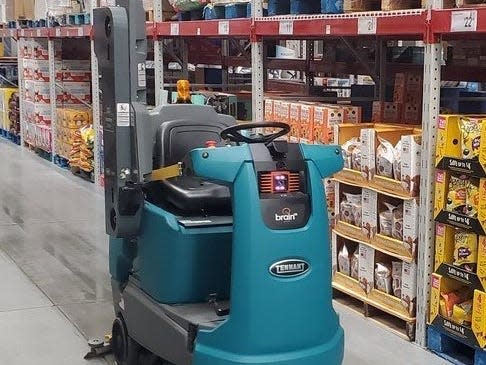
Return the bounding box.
[275,207,299,222]
[270,259,310,278]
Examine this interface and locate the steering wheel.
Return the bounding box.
[220,122,290,144]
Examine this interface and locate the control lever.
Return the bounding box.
[208,294,230,317]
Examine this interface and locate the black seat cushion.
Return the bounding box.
[150,112,235,215]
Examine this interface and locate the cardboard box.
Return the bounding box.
[289,102,301,142]
[314,104,344,144]
[434,169,486,235]
[372,102,401,122]
[402,103,422,124]
[57,82,92,105]
[264,99,274,122]
[359,244,375,294]
[343,105,362,124]
[278,101,291,125]
[300,103,314,143]
[24,101,51,125]
[24,80,50,103]
[403,198,419,258]
[334,182,365,241]
[361,127,418,197]
[400,134,422,197]
[23,59,50,81]
[435,114,486,177]
[430,273,486,348]
[361,188,378,240]
[401,261,417,316]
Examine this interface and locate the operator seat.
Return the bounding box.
[146,105,235,216]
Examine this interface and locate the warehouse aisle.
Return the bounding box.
[0,139,449,365]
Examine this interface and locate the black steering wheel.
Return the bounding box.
[220,122,290,144]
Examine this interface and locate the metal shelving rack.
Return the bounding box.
[2,0,486,348]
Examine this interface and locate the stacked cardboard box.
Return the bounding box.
[264,98,362,144]
[55,107,91,160]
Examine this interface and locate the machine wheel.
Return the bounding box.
[112,316,140,365]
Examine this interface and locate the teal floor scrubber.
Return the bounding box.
[94,2,344,364]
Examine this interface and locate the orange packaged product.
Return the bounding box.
[289,103,302,141]
[264,99,274,122]
[314,105,343,144]
[300,103,315,143]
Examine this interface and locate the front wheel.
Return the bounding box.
[112,316,140,365]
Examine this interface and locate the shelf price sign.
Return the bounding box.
[170,23,179,36]
[279,20,294,35]
[357,17,377,35]
[218,21,230,35]
[451,10,477,32]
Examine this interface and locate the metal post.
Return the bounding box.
[181,39,189,80]
[222,39,229,92]
[416,42,442,348]
[48,37,57,162]
[153,0,165,106]
[91,0,103,190]
[305,41,315,96]
[251,0,263,122]
[17,37,25,145]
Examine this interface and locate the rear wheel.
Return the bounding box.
[112,316,140,365]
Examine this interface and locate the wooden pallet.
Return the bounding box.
[333,272,416,341]
[71,167,94,183]
[427,326,486,365]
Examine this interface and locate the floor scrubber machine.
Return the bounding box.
[93,1,345,364]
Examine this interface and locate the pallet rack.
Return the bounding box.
[1,0,486,351]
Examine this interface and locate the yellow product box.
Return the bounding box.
[436,114,486,177]
[434,222,486,292]
[0,88,18,130]
[430,273,486,348]
[434,169,486,235]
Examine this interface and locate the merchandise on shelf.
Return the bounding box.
[334,123,421,198]
[55,107,92,160]
[0,88,19,134]
[264,98,361,143]
[332,233,417,317]
[436,114,486,176]
[57,81,92,105]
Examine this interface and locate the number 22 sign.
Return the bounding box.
[451,10,478,32]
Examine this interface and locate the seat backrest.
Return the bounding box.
[153,105,236,168]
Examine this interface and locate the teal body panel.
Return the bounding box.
[109,237,137,283]
[189,144,344,365]
[134,203,233,304]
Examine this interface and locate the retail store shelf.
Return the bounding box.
[156,19,251,38]
[0,28,18,38]
[333,229,414,263]
[333,272,416,324]
[333,175,418,200]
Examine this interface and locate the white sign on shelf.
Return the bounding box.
[279,20,294,35]
[357,17,377,35]
[325,24,331,35]
[36,29,41,37]
[56,28,61,37]
[78,27,83,37]
[170,23,179,36]
[450,10,478,32]
[218,21,230,35]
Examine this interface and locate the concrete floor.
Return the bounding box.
[0,139,450,365]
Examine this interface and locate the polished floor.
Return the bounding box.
[0,139,450,365]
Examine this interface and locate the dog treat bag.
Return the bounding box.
[352,144,362,171]
[446,175,468,214]
[466,179,480,218]
[454,230,478,272]
[379,202,397,237]
[459,117,482,160]
[342,138,360,169]
[376,137,396,178]
[375,262,392,294]
[338,244,351,276]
